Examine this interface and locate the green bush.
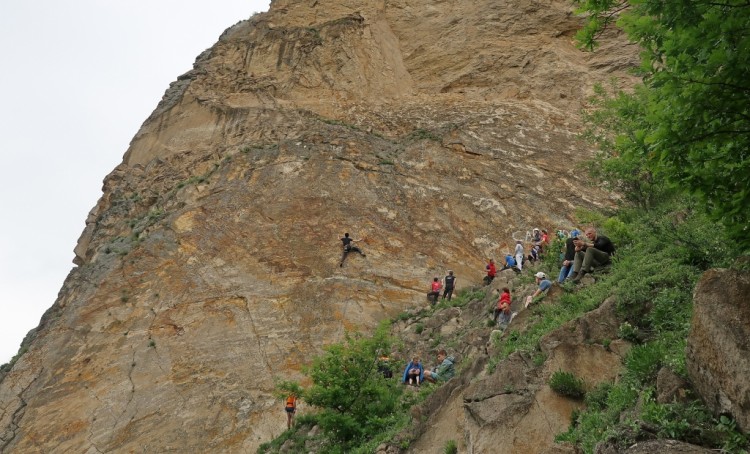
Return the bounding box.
[618,322,639,343]
[276,323,403,448]
[624,343,664,384]
[584,382,612,412]
[443,439,458,454]
[549,371,586,399]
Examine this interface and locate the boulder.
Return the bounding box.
[686,268,750,433]
[656,367,688,404]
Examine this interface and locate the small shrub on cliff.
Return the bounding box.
[624,342,664,384]
[276,322,404,449]
[549,371,586,399]
[443,439,458,454]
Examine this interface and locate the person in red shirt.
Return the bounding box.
[427,277,442,305]
[493,287,515,326]
[483,258,497,285]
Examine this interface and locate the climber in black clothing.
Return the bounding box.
[340,232,366,267]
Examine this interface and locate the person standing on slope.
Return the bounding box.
[514,240,525,271]
[285,394,298,429]
[483,258,497,285]
[427,277,442,305]
[442,270,457,301]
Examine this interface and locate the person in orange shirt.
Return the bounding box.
[285,394,298,429]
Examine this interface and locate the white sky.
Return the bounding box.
[0,0,271,364]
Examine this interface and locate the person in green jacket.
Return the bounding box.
[423,349,455,383]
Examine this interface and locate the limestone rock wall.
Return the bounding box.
[0,0,638,452]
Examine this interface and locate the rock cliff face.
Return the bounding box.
[687,268,750,433]
[0,0,637,452]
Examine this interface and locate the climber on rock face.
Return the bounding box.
[339,232,366,267]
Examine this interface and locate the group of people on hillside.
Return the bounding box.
[486,226,616,327]
[485,229,552,285]
[489,226,615,285]
[337,233,458,383]
[283,228,616,429]
[559,227,616,283]
[426,270,457,305]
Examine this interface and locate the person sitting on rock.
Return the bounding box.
[339,232,366,267]
[402,356,424,386]
[427,277,442,305]
[558,229,580,283]
[525,272,552,308]
[483,258,497,285]
[569,227,616,283]
[423,349,456,384]
[494,287,516,328]
[442,270,456,301]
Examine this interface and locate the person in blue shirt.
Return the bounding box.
[402,356,424,386]
[501,254,519,273]
[558,229,580,282]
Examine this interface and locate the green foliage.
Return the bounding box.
[532,352,547,367]
[617,321,639,343]
[549,371,586,399]
[257,415,320,454]
[584,382,612,412]
[573,0,750,250]
[624,343,664,384]
[717,415,750,454]
[0,345,29,377]
[640,390,710,442]
[443,439,458,454]
[415,323,424,334]
[580,83,670,209]
[556,200,746,452]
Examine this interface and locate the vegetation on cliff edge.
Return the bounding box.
[574,0,750,251]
